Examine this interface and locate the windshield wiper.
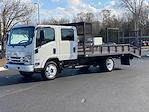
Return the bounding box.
[9,40,29,47]
[18,40,28,44]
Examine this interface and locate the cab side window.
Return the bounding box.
[61,29,74,41]
[36,27,55,47]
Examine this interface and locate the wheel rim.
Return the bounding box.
[45,64,57,79]
[106,58,114,71]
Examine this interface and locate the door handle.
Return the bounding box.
[35,49,38,54]
[73,47,76,53]
[53,48,56,54]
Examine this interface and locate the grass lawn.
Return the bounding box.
[0,58,6,67]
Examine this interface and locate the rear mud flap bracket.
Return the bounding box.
[121,55,130,65]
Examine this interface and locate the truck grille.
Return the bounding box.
[9,57,24,64]
[11,57,21,59]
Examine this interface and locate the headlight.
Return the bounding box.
[23,55,32,64]
[6,54,10,62]
[6,52,11,58]
[6,55,10,59]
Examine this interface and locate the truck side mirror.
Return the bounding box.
[40,30,45,42]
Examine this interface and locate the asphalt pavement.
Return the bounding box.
[0,58,149,112]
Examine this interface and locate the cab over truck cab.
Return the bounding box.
[5,23,141,80]
[5,25,78,80]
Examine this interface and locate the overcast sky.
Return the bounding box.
[31,0,121,21]
[30,0,149,22]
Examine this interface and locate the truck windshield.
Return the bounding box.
[8,27,35,46]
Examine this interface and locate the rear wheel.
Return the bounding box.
[100,58,114,72]
[41,61,58,80]
[19,71,33,78]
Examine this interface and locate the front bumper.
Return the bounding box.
[4,64,34,72]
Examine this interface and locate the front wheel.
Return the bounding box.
[19,71,33,78]
[100,58,115,72]
[41,61,58,80]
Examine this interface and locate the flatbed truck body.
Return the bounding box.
[5,22,141,80]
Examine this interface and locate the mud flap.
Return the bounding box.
[121,56,130,65]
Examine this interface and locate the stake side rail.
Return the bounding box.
[78,44,141,58]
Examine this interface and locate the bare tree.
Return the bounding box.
[42,18,59,25]
[73,12,95,23]
[121,0,149,30]
[100,9,120,28]
[100,9,112,28]
[72,12,86,22]
[0,0,34,50]
[58,18,70,24]
[41,18,70,25]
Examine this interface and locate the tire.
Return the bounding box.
[19,71,33,78]
[41,61,58,80]
[100,58,115,72]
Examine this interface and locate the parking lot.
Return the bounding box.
[0,57,149,112]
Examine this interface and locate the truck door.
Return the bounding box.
[59,28,78,60]
[34,27,57,68]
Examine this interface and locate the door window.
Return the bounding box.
[61,29,74,41]
[36,27,55,47]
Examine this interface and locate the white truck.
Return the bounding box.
[5,22,141,80]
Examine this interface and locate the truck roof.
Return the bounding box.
[12,25,35,29]
[12,24,76,29]
[37,25,76,29]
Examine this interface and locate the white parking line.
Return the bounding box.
[0,67,7,71]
